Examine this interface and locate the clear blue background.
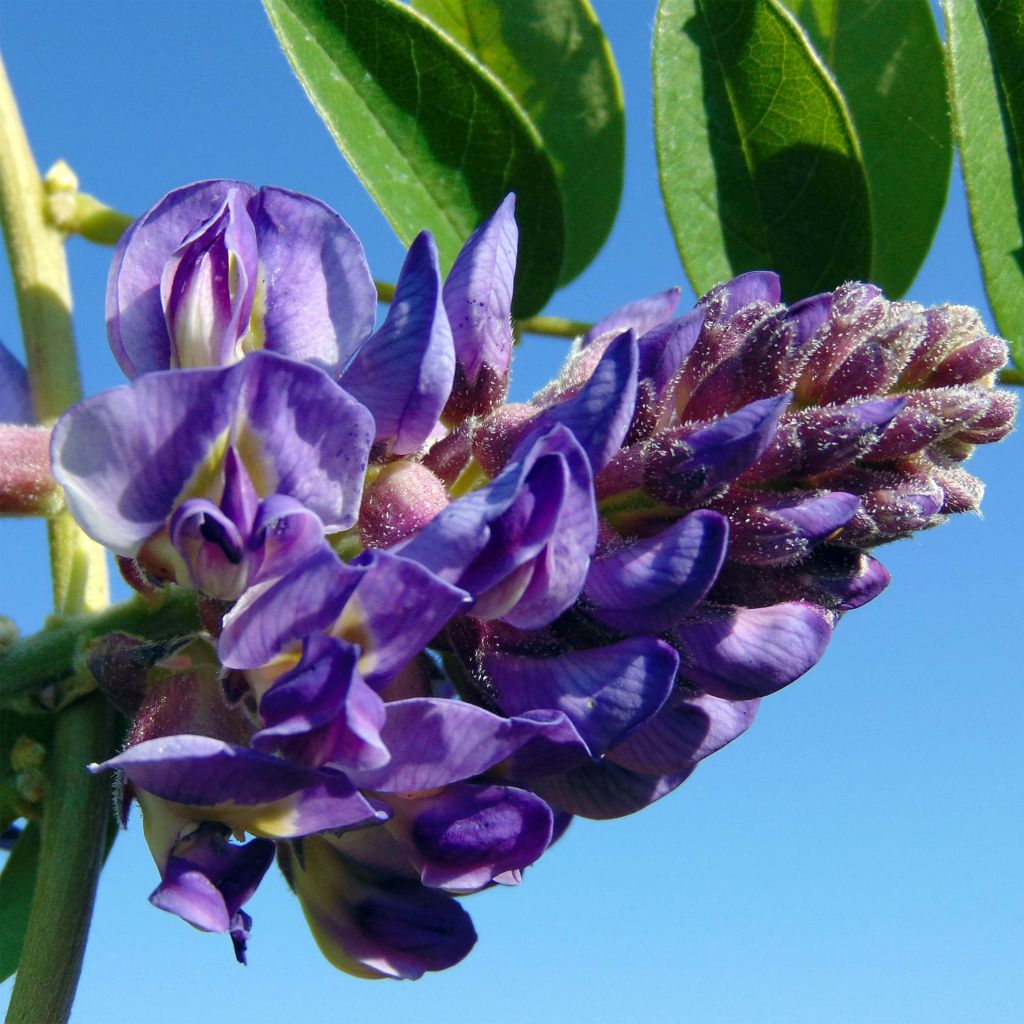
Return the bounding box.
[1,3,1021,1022]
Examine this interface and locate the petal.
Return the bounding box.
[674,602,833,700]
[52,353,374,554]
[399,425,597,629]
[523,330,638,474]
[346,699,571,794]
[645,394,790,507]
[610,690,760,774]
[701,271,781,314]
[717,490,861,566]
[582,287,681,347]
[281,837,476,980]
[484,638,678,755]
[341,232,455,454]
[385,782,553,892]
[219,547,357,669]
[253,635,389,772]
[340,549,470,687]
[93,735,382,838]
[249,186,377,372]
[148,828,274,963]
[532,759,694,820]
[107,181,256,376]
[443,193,517,389]
[636,306,706,398]
[585,510,728,633]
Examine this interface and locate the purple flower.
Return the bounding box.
[52,351,374,597]
[50,183,1016,978]
[107,181,377,377]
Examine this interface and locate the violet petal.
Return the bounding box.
[341,232,455,454]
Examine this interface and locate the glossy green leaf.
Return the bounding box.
[262,0,565,316]
[411,0,625,285]
[0,820,40,982]
[945,0,1024,375]
[785,0,951,297]
[653,0,872,301]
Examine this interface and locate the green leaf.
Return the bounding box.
[411,0,625,285]
[785,0,952,297]
[945,0,1024,375]
[262,0,565,316]
[0,820,40,982]
[653,0,872,302]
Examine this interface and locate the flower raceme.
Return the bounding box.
[42,181,1015,979]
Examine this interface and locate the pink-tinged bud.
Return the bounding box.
[823,465,945,545]
[952,390,1019,445]
[422,424,473,486]
[472,403,539,477]
[126,639,252,749]
[899,306,1007,388]
[668,302,779,422]
[865,388,995,463]
[360,461,449,549]
[85,632,187,717]
[0,425,62,517]
[927,462,985,514]
[741,398,904,482]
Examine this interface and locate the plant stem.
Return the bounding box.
[4,692,115,1024]
[1,55,113,1021]
[0,55,109,614]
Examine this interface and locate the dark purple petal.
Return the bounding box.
[385,783,553,892]
[585,510,728,633]
[484,638,678,755]
[249,186,376,373]
[219,547,357,669]
[281,837,476,979]
[493,709,593,781]
[583,287,681,347]
[645,394,790,507]
[253,635,388,771]
[610,690,759,774]
[711,547,891,613]
[93,735,382,837]
[742,397,905,483]
[673,602,832,700]
[399,425,597,629]
[107,180,257,377]
[343,549,470,687]
[701,271,781,314]
[346,699,572,793]
[149,828,274,962]
[532,759,694,820]
[636,307,706,398]
[716,490,860,566]
[443,194,516,409]
[523,330,638,474]
[0,341,32,424]
[341,232,455,454]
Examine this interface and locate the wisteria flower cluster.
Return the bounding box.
[50,180,1016,979]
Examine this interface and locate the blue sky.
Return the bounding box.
[1,3,1021,1022]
